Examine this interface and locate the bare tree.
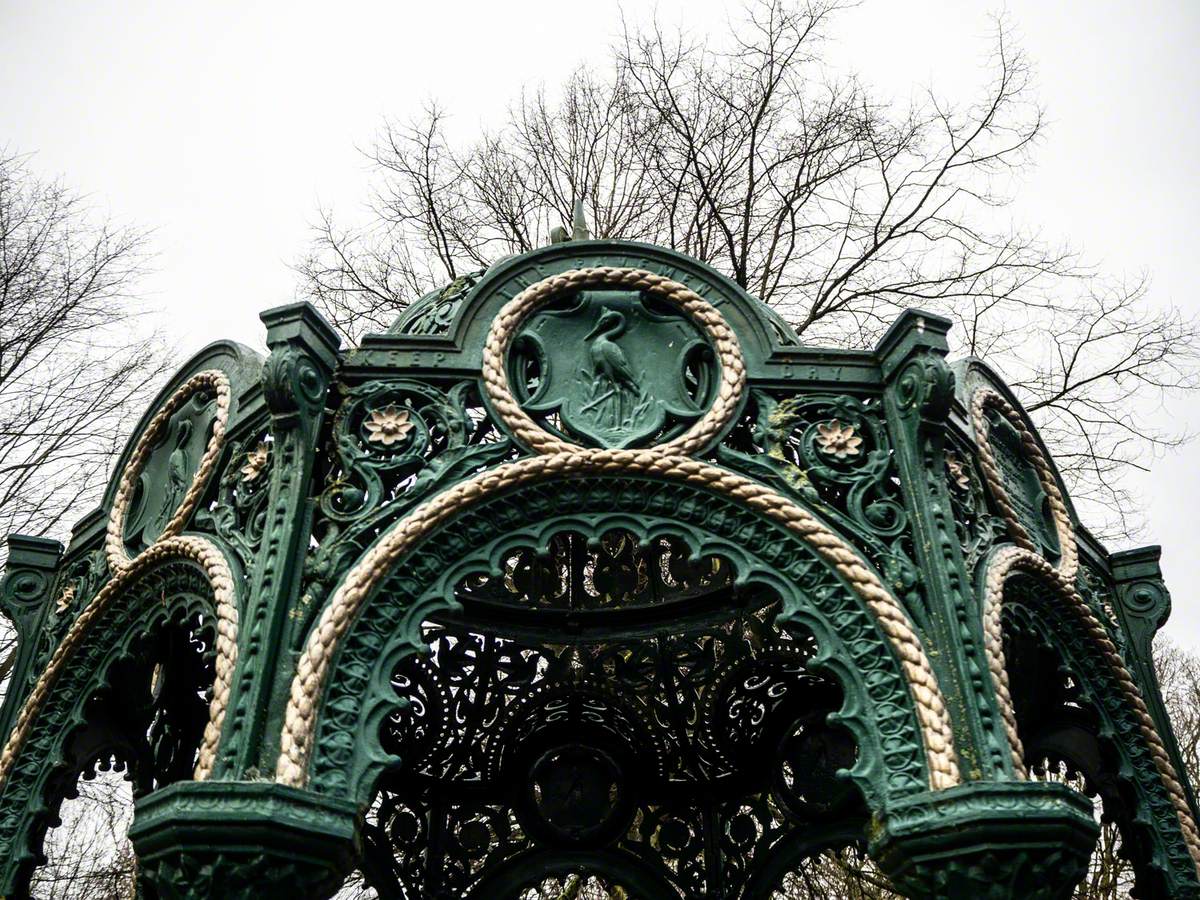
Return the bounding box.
[295,0,1197,538]
[0,154,164,899]
[0,150,167,724]
[0,152,166,555]
[1156,639,1200,804]
[30,759,137,900]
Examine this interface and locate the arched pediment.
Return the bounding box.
[363,240,798,373]
[953,357,1081,543]
[100,340,263,561]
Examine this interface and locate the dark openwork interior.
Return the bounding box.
[0,236,1197,898]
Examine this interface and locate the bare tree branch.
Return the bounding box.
[294,2,1198,535]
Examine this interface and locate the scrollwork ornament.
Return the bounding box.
[262,346,325,421]
[944,435,1005,578]
[195,433,273,573]
[317,379,472,527]
[389,268,487,335]
[1076,560,1126,648]
[893,353,956,422]
[760,394,909,548]
[2,570,46,607]
[24,548,109,675]
[727,391,928,626]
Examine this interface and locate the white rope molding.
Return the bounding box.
[971,385,1200,870]
[0,535,238,786]
[970,387,1077,583]
[106,369,232,574]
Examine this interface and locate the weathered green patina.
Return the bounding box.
[0,236,1196,898]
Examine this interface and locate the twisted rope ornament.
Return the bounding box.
[481,267,745,456]
[276,268,960,792]
[980,546,1200,872]
[0,372,238,789]
[106,370,232,573]
[972,387,1200,872]
[0,535,237,786]
[970,388,1077,583]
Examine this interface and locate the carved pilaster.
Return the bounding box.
[1111,545,1200,820]
[871,782,1098,898]
[877,311,1010,781]
[0,535,63,740]
[217,303,340,777]
[130,782,357,900]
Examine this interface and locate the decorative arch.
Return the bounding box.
[279,267,959,808]
[0,364,242,791]
[967,371,1200,886]
[0,362,247,893]
[292,472,947,818]
[0,553,230,891]
[981,549,1200,893]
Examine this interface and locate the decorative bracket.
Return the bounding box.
[1111,545,1199,820]
[0,536,63,742]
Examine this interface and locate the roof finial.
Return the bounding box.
[548,198,592,245]
[572,198,591,240]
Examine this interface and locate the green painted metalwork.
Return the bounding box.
[0,237,1197,898]
[511,289,712,448]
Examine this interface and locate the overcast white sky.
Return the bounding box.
[2,1,1198,648]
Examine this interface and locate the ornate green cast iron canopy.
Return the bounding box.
[1,238,1198,898]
